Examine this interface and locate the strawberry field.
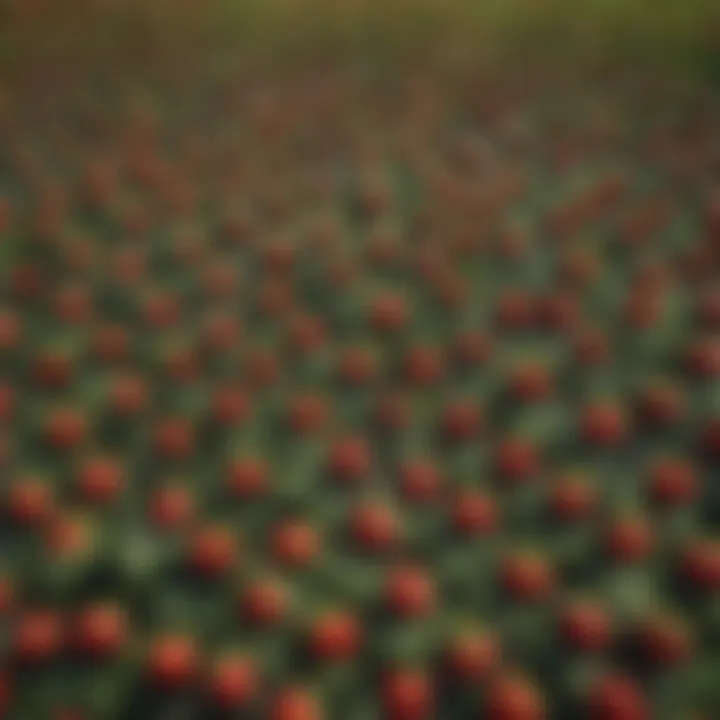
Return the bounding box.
[0,2,719,719]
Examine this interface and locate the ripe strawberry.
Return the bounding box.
[558,600,612,652]
[451,330,493,368]
[646,458,697,506]
[444,630,500,681]
[501,551,554,602]
[109,374,148,416]
[0,309,21,351]
[328,436,372,483]
[350,500,400,552]
[495,437,541,483]
[636,380,684,427]
[72,603,127,659]
[441,400,483,442]
[373,392,411,432]
[308,609,361,661]
[76,456,124,506]
[146,634,198,689]
[548,472,597,523]
[588,673,649,720]
[226,457,269,499]
[240,578,289,626]
[385,565,436,617]
[7,475,54,525]
[495,289,535,330]
[188,525,239,578]
[271,520,320,568]
[397,459,442,502]
[208,653,258,709]
[685,337,720,378]
[369,292,410,332]
[45,407,86,450]
[149,484,194,530]
[508,362,553,402]
[269,686,323,720]
[401,344,445,387]
[636,613,693,668]
[153,417,195,459]
[450,490,498,536]
[32,349,74,389]
[382,668,434,720]
[485,673,546,720]
[12,609,64,665]
[604,515,653,563]
[286,393,329,434]
[679,539,720,590]
[581,401,629,447]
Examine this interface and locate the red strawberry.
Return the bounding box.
[369,292,409,332]
[604,515,653,563]
[188,525,238,578]
[558,600,612,652]
[572,328,611,366]
[154,418,195,459]
[581,402,629,447]
[109,374,148,415]
[646,458,697,506]
[269,686,323,720]
[548,473,597,523]
[508,363,553,402]
[588,673,649,720]
[685,337,720,378]
[0,309,21,351]
[308,610,361,661]
[679,539,720,590]
[637,613,692,667]
[328,436,372,483]
[287,393,329,434]
[495,290,535,330]
[33,349,74,389]
[636,381,684,427]
[495,437,541,483]
[402,345,444,387]
[485,673,546,720]
[92,323,131,362]
[385,565,436,617]
[76,456,124,506]
[12,609,64,665]
[451,491,498,536]
[337,346,380,386]
[149,484,194,530]
[351,501,400,552]
[501,551,554,602]
[208,653,258,709]
[373,393,411,432]
[45,408,86,450]
[272,520,320,568]
[398,459,442,502]
[382,668,434,720]
[240,578,288,626]
[227,457,269,499]
[445,630,500,681]
[441,400,483,441]
[452,330,492,367]
[147,634,198,689]
[73,603,127,659]
[7,475,54,525]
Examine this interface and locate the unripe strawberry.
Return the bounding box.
[147,634,198,689]
[12,609,64,665]
[208,653,258,709]
[188,525,239,578]
[308,609,361,661]
[271,520,320,568]
[76,456,124,506]
[604,515,653,563]
[149,484,194,530]
[495,437,541,483]
[328,436,372,483]
[581,401,629,447]
[72,602,128,659]
[501,551,554,602]
[588,673,648,720]
[385,565,436,617]
[558,600,612,652]
[450,490,498,536]
[240,577,288,626]
[548,473,597,523]
[485,673,546,720]
[269,686,324,720]
[382,668,434,720]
